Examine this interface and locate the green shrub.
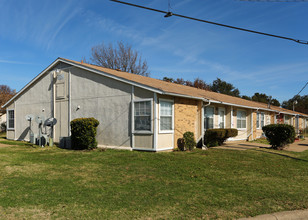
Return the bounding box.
[0,122,6,132]
[262,124,295,150]
[204,129,238,147]
[70,118,99,150]
[177,138,185,151]
[183,131,196,151]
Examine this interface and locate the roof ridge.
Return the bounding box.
[61,58,307,116]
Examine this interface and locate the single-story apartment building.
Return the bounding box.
[3,58,308,151]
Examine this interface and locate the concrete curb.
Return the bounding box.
[238,209,308,220]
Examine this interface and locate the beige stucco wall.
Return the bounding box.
[6,71,53,142]
[157,133,173,149]
[156,95,175,150]
[70,67,134,148]
[5,103,14,139]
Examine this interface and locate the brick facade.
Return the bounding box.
[174,97,200,147]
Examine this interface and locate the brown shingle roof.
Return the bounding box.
[63,58,307,117]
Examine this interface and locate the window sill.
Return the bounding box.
[133,131,153,135]
[7,128,15,131]
[159,130,174,134]
[237,128,247,130]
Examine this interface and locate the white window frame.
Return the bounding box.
[237,109,247,130]
[7,109,15,130]
[256,112,260,129]
[284,115,291,125]
[159,98,174,134]
[133,99,153,134]
[218,107,226,129]
[260,112,265,128]
[204,106,215,130]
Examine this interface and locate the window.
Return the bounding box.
[256,112,260,129]
[261,113,265,128]
[204,106,214,130]
[237,110,246,129]
[134,100,152,132]
[159,100,173,132]
[7,110,14,129]
[284,115,290,125]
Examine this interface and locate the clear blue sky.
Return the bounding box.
[0,0,307,103]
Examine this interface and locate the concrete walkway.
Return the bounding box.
[239,209,308,220]
[214,138,308,152]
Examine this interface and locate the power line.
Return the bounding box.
[110,0,308,45]
[295,82,308,96]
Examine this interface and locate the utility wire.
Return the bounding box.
[295,82,308,96]
[110,0,308,45]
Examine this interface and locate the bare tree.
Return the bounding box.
[90,41,149,76]
[0,85,16,114]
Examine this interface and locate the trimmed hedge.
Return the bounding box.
[70,118,99,150]
[177,132,196,151]
[204,128,238,147]
[262,124,295,149]
[183,131,196,151]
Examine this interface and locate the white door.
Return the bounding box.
[218,108,225,128]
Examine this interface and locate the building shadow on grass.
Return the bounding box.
[252,149,308,163]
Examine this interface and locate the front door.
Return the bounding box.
[218,108,225,128]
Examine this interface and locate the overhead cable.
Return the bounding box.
[110,0,308,45]
[295,82,308,96]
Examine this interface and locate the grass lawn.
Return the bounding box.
[0,136,308,219]
[249,138,270,145]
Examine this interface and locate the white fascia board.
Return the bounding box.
[2,58,61,108]
[163,92,209,102]
[2,58,164,109]
[209,100,284,114]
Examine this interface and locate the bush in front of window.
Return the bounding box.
[183,131,196,151]
[262,124,295,150]
[0,122,6,132]
[204,129,238,147]
[70,118,99,150]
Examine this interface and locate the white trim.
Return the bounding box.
[204,105,215,130]
[133,147,174,152]
[218,107,226,129]
[236,109,247,130]
[153,93,158,150]
[3,57,306,121]
[231,106,234,128]
[158,98,174,134]
[68,70,72,135]
[131,86,134,148]
[2,58,163,109]
[6,109,15,130]
[201,105,205,132]
[156,147,174,152]
[133,98,153,134]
